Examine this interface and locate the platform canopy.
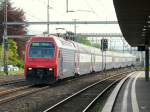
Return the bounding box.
[113,0,150,47]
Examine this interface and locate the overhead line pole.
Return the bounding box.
[47,0,50,34]
[122,37,125,53]
[101,37,104,74]
[3,0,8,75]
[73,19,77,42]
[145,46,149,81]
[66,0,68,12]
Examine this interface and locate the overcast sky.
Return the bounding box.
[10,0,122,35]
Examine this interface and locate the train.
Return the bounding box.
[24,35,137,84]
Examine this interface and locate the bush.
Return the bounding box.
[0,39,24,68]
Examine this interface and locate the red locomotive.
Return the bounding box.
[24,36,59,84]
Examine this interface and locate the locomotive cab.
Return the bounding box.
[24,37,58,84]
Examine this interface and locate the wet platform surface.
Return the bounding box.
[113,71,150,112]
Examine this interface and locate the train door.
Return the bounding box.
[74,49,80,75]
[93,54,96,71]
[58,49,63,79]
[91,53,95,72]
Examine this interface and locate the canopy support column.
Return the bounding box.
[145,46,149,81]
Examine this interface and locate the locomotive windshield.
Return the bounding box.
[29,42,55,58]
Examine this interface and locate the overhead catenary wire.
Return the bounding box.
[31,0,47,6]
[23,0,67,26]
[95,0,108,17]
[26,13,44,21]
[83,0,101,19]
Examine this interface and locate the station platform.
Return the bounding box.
[103,71,150,112]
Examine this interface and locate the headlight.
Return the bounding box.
[49,68,53,71]
[28,68,32,70]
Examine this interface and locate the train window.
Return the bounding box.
[29,42,55,58]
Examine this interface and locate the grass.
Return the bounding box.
[0,68,24,75]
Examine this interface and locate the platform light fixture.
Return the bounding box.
[142,28,147,31]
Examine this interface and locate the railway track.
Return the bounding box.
[0,69,113,87]
[0,85,49,105]
[0,79,25,86]
[43,71,134,112]
[0,79,30,93]
[0,67,133,87]
[0,68,135,110]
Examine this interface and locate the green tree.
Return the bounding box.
[79,36,101,48]
[92,43,100,48]
[62,31,101,48]
[0,0,27,58]
[79,36,91,46]
[0,39,24,68]
[8,39,19,64]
